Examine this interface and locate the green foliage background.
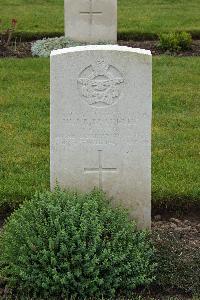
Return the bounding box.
[0,57,199,211]
[0,0,200,39]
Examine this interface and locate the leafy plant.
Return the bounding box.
[0,189,155,299]
[178,31,193,50]
[31,36,83,57]
[0,19,17,46]
[158,32,192,52]
[31,36,113,57]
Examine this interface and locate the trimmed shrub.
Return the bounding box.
[158,32,192,52]
[0,189,155,299]
[31,36,113,57]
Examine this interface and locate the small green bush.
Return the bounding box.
[0,189,155,299]
[178,31,193,50]
[153,229,200,295]
[158,32,192,52]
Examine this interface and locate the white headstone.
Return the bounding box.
[50,45,152,229]
[64,0,117,43]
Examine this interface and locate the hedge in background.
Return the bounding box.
[0,189,155,299]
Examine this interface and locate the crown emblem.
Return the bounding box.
[78,58,124,107]
[92,58,109,76]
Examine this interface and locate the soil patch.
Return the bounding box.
[152,214,200,249]
[0,40,200,58]
[0,212,10,232]
[0,42,31,58]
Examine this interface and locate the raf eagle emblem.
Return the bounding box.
[78,58,124,107]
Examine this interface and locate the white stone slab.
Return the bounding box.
[50,45,152,229]
[64,0,117,43]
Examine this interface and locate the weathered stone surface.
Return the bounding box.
[64,0,117,43]
[50,45,152,229]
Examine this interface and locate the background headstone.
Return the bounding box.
[50,45,152,229]
[64,0,117,43]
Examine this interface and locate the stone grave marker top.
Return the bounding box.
[50,45,152,229]
[64,0,117,43]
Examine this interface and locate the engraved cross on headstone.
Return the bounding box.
[80,0,102,25]
[84,150,117,189]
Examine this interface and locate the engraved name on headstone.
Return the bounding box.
[50,45,152,229]
[64,0,117,43]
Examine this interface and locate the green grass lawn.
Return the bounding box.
[0,56,199,211]
[1,0,200,40]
